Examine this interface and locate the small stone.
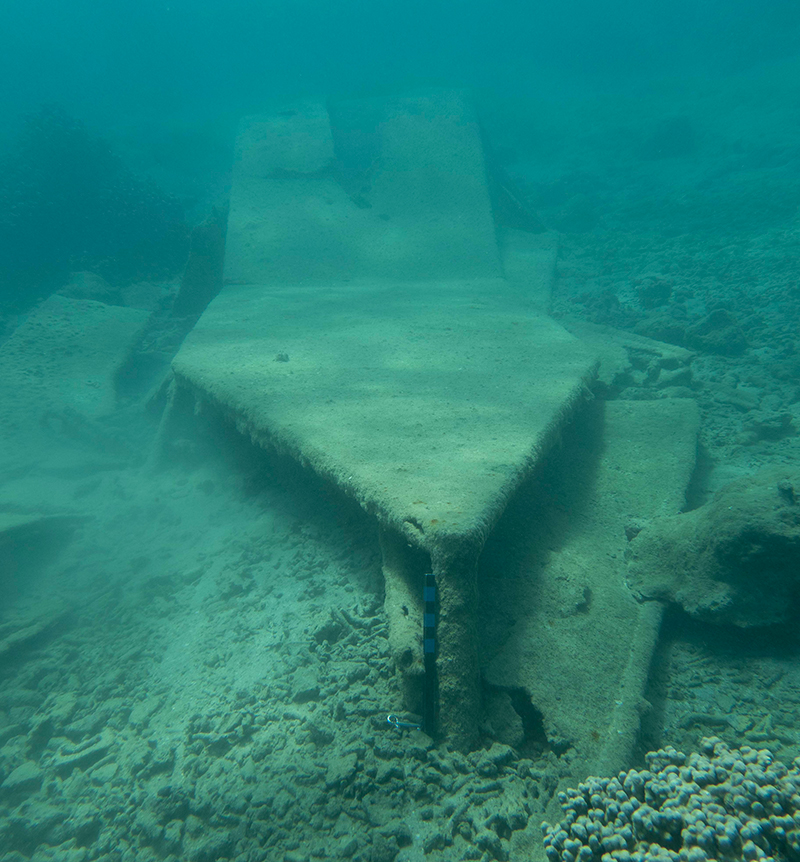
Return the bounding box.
[326,752,358,788]
[51,730,114,775]
[163,820,183,852]
[1,761,43,792]
[340,837,359,858]
[89,762,119,785]
[129,696,163,728]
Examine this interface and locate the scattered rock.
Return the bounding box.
[741,409,796,443]
[129,695,164,728]
[633,274,673,309]
[184,830,235,862]
[655,365,692,388]
[634,312,687,346]
[326,752,358,788]
[45,692,78,728]
[713,384,761,411]
[1,760,43,793]
[685,308,748,356]
[49,729,114,775]
[291,668,320,703]
[89,761,119,785]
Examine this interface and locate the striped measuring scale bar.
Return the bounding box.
[422,571,438,735]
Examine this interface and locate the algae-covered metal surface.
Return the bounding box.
[170,94,599,745]
[173,278,596,546]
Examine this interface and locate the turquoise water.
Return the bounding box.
[1,3,800,861]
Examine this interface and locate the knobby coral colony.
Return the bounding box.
[542,737,800,862]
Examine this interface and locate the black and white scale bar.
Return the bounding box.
[422,572,438,735]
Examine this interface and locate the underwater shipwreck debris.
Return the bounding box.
[168,92,599,749]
